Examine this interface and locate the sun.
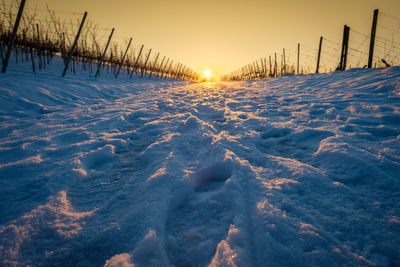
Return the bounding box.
[204,69,212,79]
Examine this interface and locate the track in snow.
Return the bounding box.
[1,64,400,266]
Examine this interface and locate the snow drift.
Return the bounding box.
[0,60,400,266]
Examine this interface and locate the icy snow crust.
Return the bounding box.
[0,61,400,266]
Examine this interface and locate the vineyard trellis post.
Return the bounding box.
[1,0,26,73]
[263,58,267,77]
[368,9,379,68]
[174,63,182,79]
[316,36,323,73]
[178,64,185,79]
[148,52,160,79]
[115,37,132,78]
[283,48,286,74]
[343,26,350,70]
[339,25,350,71]
[178,66,185,79]
[130,44,144,78]
[0,40,4,63]
[269,55,272,77]
[140,49,152,78]
[61,33,66,64]
[164,60,173,79]
[339,25,346,70]
[62,11,88,77]
[160,58,169,78]
[157,56,166,78]
[297,43,300,74]
[95,28,114,77]
[36,24,42,70]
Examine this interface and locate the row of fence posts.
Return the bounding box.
[0,0,199,81]
[221,9,382,81]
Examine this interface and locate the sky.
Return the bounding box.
[5,0,400,77]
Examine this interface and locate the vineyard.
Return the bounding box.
[0,0,199,80]
[2,1,399,82]
[221,9,400,81]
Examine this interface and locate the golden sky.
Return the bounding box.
[8,0,400,77]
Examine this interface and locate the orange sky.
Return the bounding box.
[7,0,400,77]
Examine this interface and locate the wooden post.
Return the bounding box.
[130,44,144,78]
[148,52,159,79]
[95,28,114,77]
[274,53,277,77]
[61,32,66,64]
[316,36,323,73]
[338,25,350,71]
[46,34,50,64]
[1,0,26,73]
[36,24,42,70]
[283,48,286,74]
[179,66,186,80]
[260,58,265,77]
[254,60,261,78]
[368,9,379,68]
[177,64,184,79]
[181,66,187,80]
[115,37,132,78]
[269,55,272,77]
[262,58,266,78]
[338,25,345,70]
[140,49,152,78]
[183,68,188,80]
[261,58,265,77]
[62,12,87,77]
[30,46,35,73]
[0,41,5,64]
[171,63,178,79]
[157,56,166,78]
[249,63,253,79]
[297,43,300,75]
[159,58,169,78]
[343,26,350,70]
[173,63,181,79]
[164,60,173,79]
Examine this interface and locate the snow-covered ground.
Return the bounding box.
[0,59,400,266]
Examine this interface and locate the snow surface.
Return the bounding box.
[0,59,400,266]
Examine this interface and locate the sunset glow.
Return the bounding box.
[204,69,212,79]
[11,0,400,76]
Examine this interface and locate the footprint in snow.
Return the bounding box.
[165,161,235,266]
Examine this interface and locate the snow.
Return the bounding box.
[0,58,400,266]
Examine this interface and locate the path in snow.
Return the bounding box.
[0,63,400,266]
